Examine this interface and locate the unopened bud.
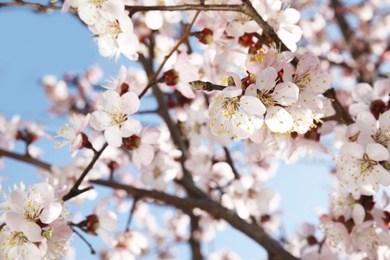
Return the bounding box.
[122,135,141,150]
[193,28,213,44]
[162,69,179,86]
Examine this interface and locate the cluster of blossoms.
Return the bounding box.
[206,50,332,142]
[5,0,390,258]
[0,183,72,259]
[64,0,139,61]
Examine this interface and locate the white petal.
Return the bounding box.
[176,83,195,99]
[40,202,62,224]
[121,118,141,137]
[145,11,164,30]
[366,143,389,161]
[90,111,111,131]
[356,111,377,134]
[255,67,277,91]
[78,4,98,25]
[99,210,118,231]
[5,211,24,231]
[240,95,266,116]
[265,106,293,133]
[271,82,299,106]
[104,126,122,147]
[94,197,109,215]
[339,143,364,158]
[121,91,140,115]
[117,33,139,58]
[98,35,117,58]
[22,221,43,242]
[352,204,365,225]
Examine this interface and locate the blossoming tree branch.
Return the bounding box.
[1,0,390,259]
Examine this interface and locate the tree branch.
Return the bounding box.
[62,142,108,201]
[126,4,243,17]
[92,179,298,260]
[323,88,354,125]
[0,147,52,172]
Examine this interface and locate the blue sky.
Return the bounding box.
[0,3,335,259]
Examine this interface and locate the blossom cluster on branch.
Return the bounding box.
[2,0,390,259]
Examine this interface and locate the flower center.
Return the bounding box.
[222,97,240,118]
[90,0,104,7]
[358,153,378,174]
[373,130,390,148]
[257,90,274,108]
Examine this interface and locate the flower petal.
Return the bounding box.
[40,202,62,224]
[104,125,122,147]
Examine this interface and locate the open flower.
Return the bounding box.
[246,67,299,133]
[335,142,390,199]
[209,86,265,139]
[90,90,141,147]
[55,113,90,157]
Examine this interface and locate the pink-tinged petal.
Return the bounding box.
[281,8,301,24]
[272,82,299,106]
[379,110,390,131]
[40,202,62,224]
[90,111,111,131]
[101,0,124,18]
[121,91,140,115]
[352,83,373,103]
[29,183,54,202]
[22,221,43,242]
[373,78,390,97]
[94,197,110,215]
[5,211,24,231]
[121,118,141,138]
[141,127,160,144]
[296,53,320,76]
[7,190,26,212]
[100,90,121,112]
[255,67,277,91]
[99,210,118,231]
[21,243,41,259]
[98,229,116,246]
[145,11,164,30]
[243,20,259,33]
[225,72,243,89]
[98,35,116,58]
[222,87,242,98]
[240,95,266,116]
[373,165,390,186]
[118,12,133,32]
[117,33,139,58]
[176,83,195,99]
[245,83,258,96]
[226,21,244,37]
[104,125,122,147]
[357,111,377,134]
[352,204,365,225]
[231,114,253,139]
[139,144,155,165]
[132,150,142,170]
[339,143,364,158]
[356,177,376,196]
[349,103,370,117]
[265,106,293,133]
[78,4,98,25]
[282,63,294,82]
[366,143,389,161]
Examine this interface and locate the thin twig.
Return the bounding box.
[71,226,96,255]
[125,198,139,232]
[0,148,52,172]
[62,142,108,201]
